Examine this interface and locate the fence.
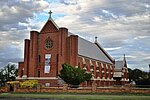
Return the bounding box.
[1,83,150,94]
[13,84,150,94]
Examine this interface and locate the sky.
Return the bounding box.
[0,0,150,71]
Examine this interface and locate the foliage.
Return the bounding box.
[0,64,18,86]
[59,63,92,85]
[7,81,20,85]
[128,68,149,85]
[136,78,150,87]
[20,80,38,89]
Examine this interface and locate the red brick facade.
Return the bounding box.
[17,13,129,87]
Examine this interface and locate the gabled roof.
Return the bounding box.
[115,61,124,70]
[95,41,114,63]
[115,54,127,70]
[78,37,113,64]
[40,17,59,33]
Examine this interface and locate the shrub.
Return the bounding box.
[136,78,150,88]
[59,63,92,85]
[7,81,20,85]
[20,80,38,89]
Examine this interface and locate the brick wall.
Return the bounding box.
[29,31,39,77]
[13,85,150,94]
[77,56,115,87]
[18,62,24,77]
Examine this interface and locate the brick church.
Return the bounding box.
[17,11,129,87]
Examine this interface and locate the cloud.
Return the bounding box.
[0,0,150,72]
[0,0,49,31]
[54,0,150,71]
[59,0,77,5]
[0,0,49,68]
[0,42,23,68]
[105,47,122,51]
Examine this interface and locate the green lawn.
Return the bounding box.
[0,92,150,100]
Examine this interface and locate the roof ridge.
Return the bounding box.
[49,18,59,30]
[95,42,115,63]
[68,32,95,44]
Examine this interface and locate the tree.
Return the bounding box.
[128,68,149,86]
[0,64,18,86]
[59,63,92,86]
[128,68,143,82]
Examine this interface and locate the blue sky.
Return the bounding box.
[0,0,150,71]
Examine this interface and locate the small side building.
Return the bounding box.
[113,54,129,85]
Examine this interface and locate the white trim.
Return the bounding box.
[96,70,100,72]
[91,76,95,80]
[127,70,129,73]
[96,61,99,67]
[110,65,112,70]
[83,67,87,70]
[102,77,105,80]
[90,59,93,66]
[78,55,113,65]
[110,78,114,81]
[122,69,125,72]
[82,57,86,65]
[106,64,108,69]
[102,70,105,73]
[75,66,78,68]
[101,63,104,68]
[95,78,102,80]
[16,76,20,79]
[22,75,27,79]
[90,68,94,72]
[121,78,125,81]
[17,77,58,80]
[28,77,58,80]
[106,77,110,80]
[92,73,94,76]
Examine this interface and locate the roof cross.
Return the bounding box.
[48,10,52,20]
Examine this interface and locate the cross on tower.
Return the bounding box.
[48,10,52,20]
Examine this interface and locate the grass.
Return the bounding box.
[0,92,150,100]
